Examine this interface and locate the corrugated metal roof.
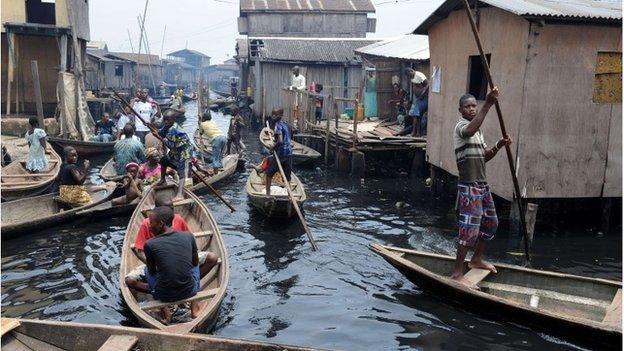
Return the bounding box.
[414,0,621,34]
[109,52,162,66]
[250,37,379,64]
[240,0,375,13]
[167,48,210,58]
[86,49,132,63]
[355,35,429,61]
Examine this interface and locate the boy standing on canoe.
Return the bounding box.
[452,87,511,289]
[155,111,192,201]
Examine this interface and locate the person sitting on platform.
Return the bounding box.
[265,109,293,195]
[155,111,192,201]
[95,113,116,142]
[112,162,143,206]
[199,112,226,170]
[125,205,219,322]
[23,116,48,173]
[114,124,146,176]
[59,146,93,205]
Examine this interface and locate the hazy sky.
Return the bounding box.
[89,0,444,64]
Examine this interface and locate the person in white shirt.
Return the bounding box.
[116,106,134,140]
[290,66,306,91]
[290,66,306,121]
[132,88,156,143]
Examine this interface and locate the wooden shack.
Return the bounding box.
[238,0,376,38]
[1,0,90,117]
[85,49,135,93]
[162,59,199,90]
[356,34,430,119]
[166,49,210,81]
[414,0,622,201]
[243,37,378,117]
[108,52,162,94]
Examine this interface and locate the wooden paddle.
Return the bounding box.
[461,0,530,262]
[272,150,318,251]
[113,90,236,212]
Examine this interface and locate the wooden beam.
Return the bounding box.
[97,335,138,351]
[139,288,219,310]
[603,288,622,327]
[31,60,45,126]
[1,318,21,336]
[464,268,491,285]
[60,35,68,72]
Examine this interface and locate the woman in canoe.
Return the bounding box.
[24,116,48,173]
[58,146,93,205]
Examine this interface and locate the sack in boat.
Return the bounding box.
[263,185,288,196]
[59,185,93,205]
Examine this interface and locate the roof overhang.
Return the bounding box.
[3,22,71,37]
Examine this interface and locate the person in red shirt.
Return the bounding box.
[131,192,190,263]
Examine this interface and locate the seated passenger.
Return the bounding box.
[111,162,143,206]
[124,206,219,323]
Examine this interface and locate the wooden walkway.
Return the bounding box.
[307,119,426,152]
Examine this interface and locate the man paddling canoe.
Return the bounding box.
[451,87,511,289]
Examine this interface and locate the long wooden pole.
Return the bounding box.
[30,60,44,126]
[460,0,530,262]
[113,91,236,212]
[273,150,318,251]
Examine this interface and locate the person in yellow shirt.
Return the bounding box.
[199,112,227,169]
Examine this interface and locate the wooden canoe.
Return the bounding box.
[119,184,229,334]
[259,127,321,165]
[1,318,323,351]
[246,169,306,218]
[1,182,117,238]
[48,136,116,156]
[370,244,622,349]
[1,147,61,201]
[187,154,239,193]
[99,157,125,182]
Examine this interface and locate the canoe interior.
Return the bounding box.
[259,127,321,162]
[120,185,228,333]
[1,147,61,189]
[47,137,116,156]
[386,246,621,327]
[246,169,306,217]
[1,318,321,351]
[100,158,124,181]
[1,185,114,227]
[188,154,238,192]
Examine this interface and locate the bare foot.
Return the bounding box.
[468,260,498,273]
[190,300,205,318]
[450,275,480,290]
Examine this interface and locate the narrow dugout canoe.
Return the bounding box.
[99,157,125,182]
[1,182,117,238]
[119,184,229,334]
[0,318,323,351]
[370,244,622,349]
[187,154,239,193]
[47,136,116,156]
[246,169,306,218]
[1,147,61,201]
[259,127,321,165]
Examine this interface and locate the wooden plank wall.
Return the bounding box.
[1,34,62,115]
[517,23,622,198]
[374,60,402,119]
[246,13,368,38]
[254,62,361,117]
[426,8,529,200]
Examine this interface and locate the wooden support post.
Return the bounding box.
[351,149,365,177]
[31,60,45,126]
[410,149,426,178]
[352,99,359,149]
[430,165,438,198]
[60,35,68,72]
[511,201,538,249]
[334,100,339,161]
[335,147,351,173]
[5,31,13,115]
[325,83,333,164]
